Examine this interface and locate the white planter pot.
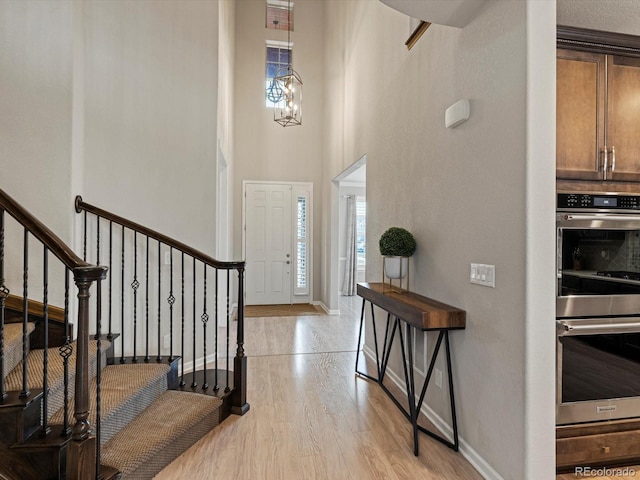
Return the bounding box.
[384,256,409,279]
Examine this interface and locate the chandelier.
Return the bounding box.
[269,0,302,127]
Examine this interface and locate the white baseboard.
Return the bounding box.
[313,300,340,315]
[181,353,219,375]
[361,347,502,480]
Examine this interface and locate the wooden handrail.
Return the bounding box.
[0,189,106,278]
[75,196,245,270]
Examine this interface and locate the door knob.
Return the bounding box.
[286,261,290,264]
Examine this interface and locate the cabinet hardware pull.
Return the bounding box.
[602,446,611,454]
[603,146,608,180]
[611,146,616,172]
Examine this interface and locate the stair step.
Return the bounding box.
[2,322,35,379]
[51,363,170,446]
[4,339,110,419]
[101,390,222,480]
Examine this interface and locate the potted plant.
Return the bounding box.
[379,227,416,292]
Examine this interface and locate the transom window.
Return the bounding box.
[266,1,293,31]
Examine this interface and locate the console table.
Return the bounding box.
[355,282,466,456]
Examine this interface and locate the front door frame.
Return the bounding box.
[242,180,313,305]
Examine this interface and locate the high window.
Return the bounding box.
[265,43,292,107]
[266,0,293,31]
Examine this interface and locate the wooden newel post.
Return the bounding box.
[67,266,107,480]
[231,267,249,415]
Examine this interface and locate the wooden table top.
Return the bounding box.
[357,282,466,331]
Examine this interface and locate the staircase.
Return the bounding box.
[0,189,248,479]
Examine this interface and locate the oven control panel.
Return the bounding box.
[558,193,640,210]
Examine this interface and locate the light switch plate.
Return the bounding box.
[470,263,495,288]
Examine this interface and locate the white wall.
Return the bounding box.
[0,1,75,305]
[323,0,556,478]
[81,0,221,254]
[217,0,236,262]
[558,0,640,35]
[233,0,325,302]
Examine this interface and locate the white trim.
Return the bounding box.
[313,301,339,315]
[524,0,557,476]
[266,0,293,10]
[361,347,503,480]
[181,352,218,375]
[265,39,292,49]
[330,155,367,313]
[243,180,314,305]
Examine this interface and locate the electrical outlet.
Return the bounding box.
[163,334,170,349]
[164,252,171,265]
[435,368,443,388]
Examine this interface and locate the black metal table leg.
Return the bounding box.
[404,322,419,455]
[354,283,464,458]
[355,295,460,456]
[355,299,381,382]
[379,314,396,381]
[355,298,366,373]
[444,330,459,451]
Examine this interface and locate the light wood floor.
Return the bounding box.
[155,296,482,480]
[155,297,640,480]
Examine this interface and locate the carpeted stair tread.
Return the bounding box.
[4,339,109,417]
[2,322,35,379]
[50,363,170,446]
[102,390,222,480]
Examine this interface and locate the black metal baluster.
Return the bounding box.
[201,264,208,391]
[191,259,197,389]
[94,217,100,340]
[225,270,230,393]
[167,248,175,362]
[120,227,125,364]
[41,246,51,436]
[60,269,72,436]
[95,278,103,480]
[145,236,149,363]
[214,268,219,391]
[132,232,139,363]
[180,252,185,387]
[83,210,87,262]
[108,221,113,339]
[157,241,162,363]
[20,228,30,399]
[0,209,8,400]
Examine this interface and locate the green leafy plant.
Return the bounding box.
[379,227,417,257]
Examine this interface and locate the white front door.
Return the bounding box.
[245,183,292,305]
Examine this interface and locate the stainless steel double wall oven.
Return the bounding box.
[557,192,640,425]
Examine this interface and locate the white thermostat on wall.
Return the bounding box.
[445,99,470,128]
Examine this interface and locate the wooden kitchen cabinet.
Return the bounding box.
[556,49,605,181]
[557,418,640,472]
[606,54,640,181]
[557,28,640,183]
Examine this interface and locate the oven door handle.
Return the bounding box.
[561,214,640,222]
[559,320,640,336]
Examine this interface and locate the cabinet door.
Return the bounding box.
[556,49,605,180]
[607,55,640,182]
